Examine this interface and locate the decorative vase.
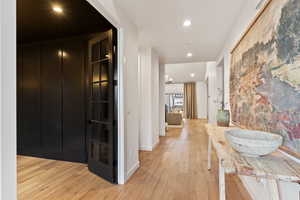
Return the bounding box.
[217,109,230,127]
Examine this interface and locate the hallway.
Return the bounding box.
[18,120,251,200]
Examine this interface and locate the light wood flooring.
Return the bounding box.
[18,120,251,200]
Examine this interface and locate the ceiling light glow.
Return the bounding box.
[190,73,195,77]
[187,53,193,57]
[53,6,63,13]
[183,20,192,27]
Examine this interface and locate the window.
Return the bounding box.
[165,93,184,113]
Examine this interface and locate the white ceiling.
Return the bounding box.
[165,62,206,83]
[115,0,245,63]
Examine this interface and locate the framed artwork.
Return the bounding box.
[230,0,300,152]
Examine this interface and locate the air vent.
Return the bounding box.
[256,0,266,10]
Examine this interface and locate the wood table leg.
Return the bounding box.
[208,135,212,170]
[268,180,280,200]
[219,159,226,200]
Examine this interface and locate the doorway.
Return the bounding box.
[17,0,118,183]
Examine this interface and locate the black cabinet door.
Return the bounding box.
[87,29,117,183]
[18,39,88,162]
[20,45,41,152]
[62,40,87,162]
[40,43,62,153]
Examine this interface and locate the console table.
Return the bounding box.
[205,124,300,200]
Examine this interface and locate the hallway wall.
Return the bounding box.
[151,50,160,146]
[159,64,166,136]
[121,18,140,181]
[205,62,217,124]
[196,81,207,119]
[216,0,300,199]
[138,47,160,151]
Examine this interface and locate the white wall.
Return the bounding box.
[165,62,206,83]
[139,47,160,151]
[216,63,224,110]
[0,0,17,199]
[196,82,207,119]
[151,49,160,147]
[121,19,140,181]
[159,64,166,136]
[217,0,300,199]
[165,84,184,94]
[205,62,217,124]
[139,48,152,150]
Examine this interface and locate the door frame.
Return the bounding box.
[1,0,18,199]
[0,1,126,199]
[87,30,118,183]
[85,0,126,184]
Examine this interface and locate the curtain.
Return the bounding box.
[184,82,197,119]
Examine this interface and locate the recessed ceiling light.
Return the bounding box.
[190,73,195,77]
[169,78,173,82]
[183,20,192,27]
[53,6,63,13]
[187,53,193,57]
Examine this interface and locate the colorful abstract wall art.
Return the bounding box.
[230,0,300,152]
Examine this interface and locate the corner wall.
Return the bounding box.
[121,18,140,181]
[139,48,152,150]
[159,64,166,136]
[138,47,160,151]
[196,82,207,119]
[151,50,160,146]
[205,62,217,124]
[217,0,300,198]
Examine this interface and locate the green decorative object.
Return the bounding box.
[217,109,230,127]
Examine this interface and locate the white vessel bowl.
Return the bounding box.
[224,129,283,157]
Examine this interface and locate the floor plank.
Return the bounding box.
[17,120,251,200]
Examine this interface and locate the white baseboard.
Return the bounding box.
[126,161,140,181]
[140,139,160,151]
[139,146,153,151]
[167,124,183,128]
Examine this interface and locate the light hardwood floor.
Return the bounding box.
[18,120,251,200]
